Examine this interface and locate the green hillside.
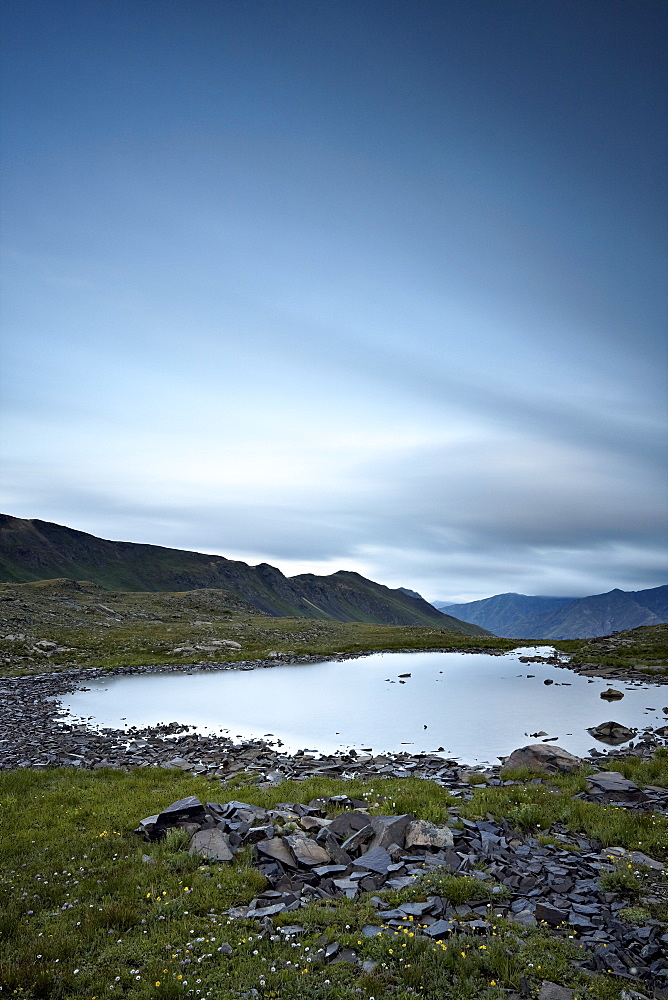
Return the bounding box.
[0,515,490,634]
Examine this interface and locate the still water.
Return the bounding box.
[60,648,666,764]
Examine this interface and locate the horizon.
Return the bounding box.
[1,1,666,603]
[3,511,667,606]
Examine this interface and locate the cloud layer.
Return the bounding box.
[1,1,666,602]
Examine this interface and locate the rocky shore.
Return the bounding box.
[1,648,667,775]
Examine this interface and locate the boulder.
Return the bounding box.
[587,721,636,745]
[538,984,574,1000]
[327,811,371,839]
[405,819,454,850]
[285,834,331,867]
[504,745,582,774]
[189,828,235,862]
[600,688,624,701]
[368,814,415,849]
[585,771,648,804]
[255,836,297,867]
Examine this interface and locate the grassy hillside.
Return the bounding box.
[0,515,488,632]
[0,579,514,677]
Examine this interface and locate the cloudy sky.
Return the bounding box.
[1,0,666,603]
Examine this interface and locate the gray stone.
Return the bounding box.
[189,828,235,862]
[327,812,371,838]
[341,825,374,853]
[285,834,331,867]
[587,721,636,745]
[368,814,414,849]
[605,847,665,871]
[535,902,569,926]
[504,745,582,774]
[256,837,297,867]
[586,771,648,803]
[538,984,574,1000]
[317,829,353,864]
[405,819,454,850]
[424,919,456,938]
[353,845,393,874]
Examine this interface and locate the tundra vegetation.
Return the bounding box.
[1,581,667,997]
[1,762,667,1000]
[0,579,515,678]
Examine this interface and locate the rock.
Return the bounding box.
[504,745,582,774]
[154,796,206,836]
[535,902,569,926]
[189,828,235,862]
[340,825,374,854]
[327,812,372,838]
[605,847,664,871]
[285,834,331,867]
[35,640,57,651]
[586,771,648,804]
[353,845,393,874]
[256,837,297,867]
[137,814,160,839]
[368,814,414,849]
[405,819,454,850]
[538,984,574,1000]
[600,688,624,700]
[587,721,636,745]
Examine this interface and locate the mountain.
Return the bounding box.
[434,586,668,639]
[0,515,490,634]
[397,587,425,600]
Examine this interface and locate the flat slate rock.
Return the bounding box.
[586,771,648,803]
[189,828,235,862]
[327,812,371,838]
[369,814,414,849]
[285,834,331,867]
[353,845,393,874]
[256,836,297,867]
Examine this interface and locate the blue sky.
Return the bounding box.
[1,0,666,602]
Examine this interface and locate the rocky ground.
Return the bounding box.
[1,649,668,775]
[134,789,668,994]
[2,643,668,998]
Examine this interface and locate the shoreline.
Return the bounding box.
[1,646,666,777]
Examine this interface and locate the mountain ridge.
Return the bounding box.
[434,586,668,639]
[0,515,489,634]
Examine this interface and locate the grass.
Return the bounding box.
[554,623,668,677]
[459,768,668,860]
[1,764,666,999]
[0,580,518,678]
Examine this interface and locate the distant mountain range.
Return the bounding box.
[0,515,489,634]
[433,587,668,639]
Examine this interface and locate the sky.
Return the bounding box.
[1,0,666,603]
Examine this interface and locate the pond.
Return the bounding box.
[59,648,666,764]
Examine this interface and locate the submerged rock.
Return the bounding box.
[587,721,636,745]
[600,688,624,700]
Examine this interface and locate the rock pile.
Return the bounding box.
[137,793,668,991]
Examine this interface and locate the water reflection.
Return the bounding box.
[60,647,665,764]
